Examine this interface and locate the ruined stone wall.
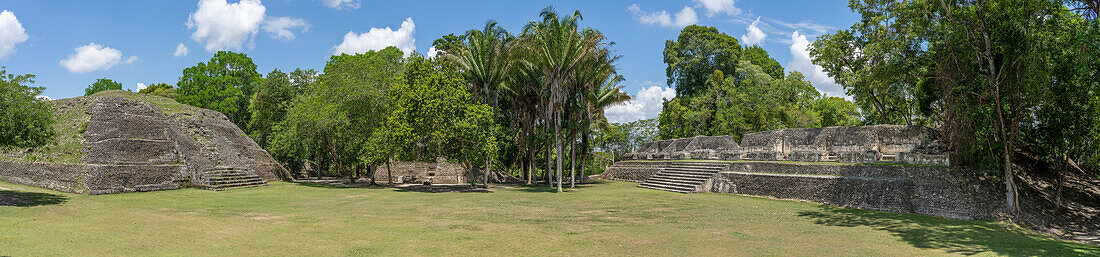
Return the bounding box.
[0,161,184,195]
[372,160,470,184]
[624,125,949,166]
[600,160,1003,220]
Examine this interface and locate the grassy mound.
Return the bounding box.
[0,180,1095,256]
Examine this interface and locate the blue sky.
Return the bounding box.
[0,0,858,122]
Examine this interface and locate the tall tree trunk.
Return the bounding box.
[386,159,393,184]
[555,118,563,193]
[527,148,535,185]
[484,153,491,187]
[546,144,552,187]
[570,137,576,189]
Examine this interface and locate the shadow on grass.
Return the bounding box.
[513,181,605,193]
[798,205,1100,256]
[393,184,492,193]
[0,190,68,207]
[289,181,386,189]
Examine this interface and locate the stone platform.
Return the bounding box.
[603,160,1003,220]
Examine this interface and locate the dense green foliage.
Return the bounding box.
[810,0,1100,212]
[247,69,315,148]
[83,78,122,96]
[269,48,403,179]
[596,118,659,161]
[657,25,861,141]
[176,51,261,129]
[0,69,55,149]
[137,83,177,99]
[380,55,498,168]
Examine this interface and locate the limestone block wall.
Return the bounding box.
[0,161,184,195]
[600,160,1003,220]
[625,125,950,166]
[372,160,470,184]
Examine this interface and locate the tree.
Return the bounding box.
[249,68,315,148]
[137,83,178,99]
[176,51,261,129]
[809,1,928,126]
[84,78,122,96]
[269,47,403,181]
[0,68,55,149]
[521,6,609,192]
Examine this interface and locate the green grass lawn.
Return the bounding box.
[1,181,1096,256]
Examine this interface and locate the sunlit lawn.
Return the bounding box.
[0,180,1096,256]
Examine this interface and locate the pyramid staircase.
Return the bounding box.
[638,162,726,193]
[200,168,268,191]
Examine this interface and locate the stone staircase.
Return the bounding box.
[638,162,726,193]
[200,168,267,191]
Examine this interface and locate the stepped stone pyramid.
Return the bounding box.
[0,91,289,194]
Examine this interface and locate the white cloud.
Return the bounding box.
[136,83,147,91]
[173,43,189,57]
[59,43,137,73]
[263,16,309,41]
[628,4,697,28]
[333,18,416,56]
[186,0,266,52]
[0,10,28,59]
[740,17,766,46]
[693,0,741,17]
[425,46,438,58]
[319,0,359,9]
[605,83,677,123]
[787,31,845,98]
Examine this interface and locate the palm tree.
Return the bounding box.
[521,6,607,192]
[445,20,514,186]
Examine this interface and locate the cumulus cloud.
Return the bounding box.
[425,46,438,58]
[135,83,147,91]
[263,16,309,41]
[333,18,416,56]
[605,83,677,123]
[174,43,189,57]
[0,10,28,59]
[59,43,137,73]
[319,0,359,9]
[740,17,766,46]
[787,31,845,98]
[693,0,741,17]
[186,0,266,52]
[628,4,697,28]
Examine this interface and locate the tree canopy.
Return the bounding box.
[84,78,122,96]
[0,68,55,149]
[176,51,261,129]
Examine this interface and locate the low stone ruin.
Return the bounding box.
[623,125,949,166]
[601,125,995,220]
[0,92,288,194]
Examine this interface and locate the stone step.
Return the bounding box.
[646,177,706,186]
[646,174,708,182]
[206,180,267,189]
[640,180,698,191]
[664,166,722,172]
[651,173,710,181]
[660,170,719,177]
[206,174,257,180]
[207,177,264,185]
